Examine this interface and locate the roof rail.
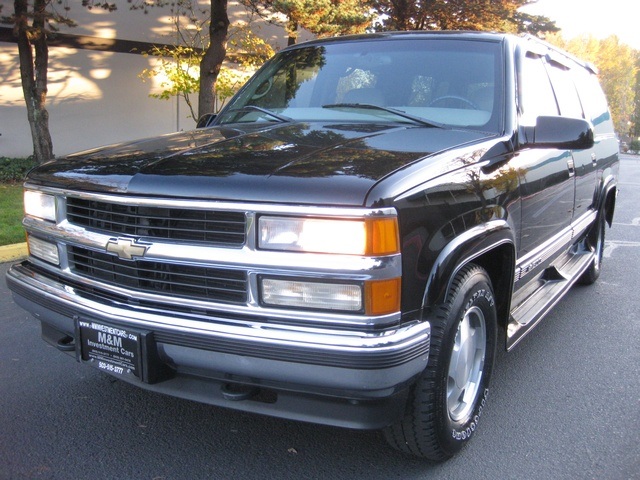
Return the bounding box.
[520,33,598,75]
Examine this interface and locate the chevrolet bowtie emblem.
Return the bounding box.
[105,237,150,260]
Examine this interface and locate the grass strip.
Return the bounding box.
[0,184,25,246]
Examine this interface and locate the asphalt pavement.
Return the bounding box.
[1,155,638,480]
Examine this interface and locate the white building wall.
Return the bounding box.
[0,46,179,158]
[0,1,309,158]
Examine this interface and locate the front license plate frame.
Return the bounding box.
[77,319,143,380]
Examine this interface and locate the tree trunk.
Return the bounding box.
[286,19,298,46]
[198,0,230,118]
[14,0,54,163]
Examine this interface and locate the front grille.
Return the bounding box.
[68,246,247,304]
[66,197,246,246]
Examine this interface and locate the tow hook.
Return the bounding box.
[221,383,260,401]
[56,335,76,352]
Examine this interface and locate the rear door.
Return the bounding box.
[572,67,619,212]
[545,57,597,222]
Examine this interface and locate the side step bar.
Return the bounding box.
[507,247,595,351]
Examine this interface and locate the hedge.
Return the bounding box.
[0,157,39,183]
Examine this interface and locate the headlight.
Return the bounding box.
[24,190,57,222]
[258,216,399,255]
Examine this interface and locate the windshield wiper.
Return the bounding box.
[322,103,445,128]
[224,105,293,123]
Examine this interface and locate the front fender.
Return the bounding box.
[422,219,516,312]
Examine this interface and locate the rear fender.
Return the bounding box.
[596,157,619,226]
[600,176,618,227]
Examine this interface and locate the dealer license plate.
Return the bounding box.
[78,320,142,378]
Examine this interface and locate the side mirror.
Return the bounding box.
[521,116,594,150]
[196,113,217,129]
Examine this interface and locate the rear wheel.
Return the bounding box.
[383,264,497,460]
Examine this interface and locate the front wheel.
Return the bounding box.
[383,264,497,460]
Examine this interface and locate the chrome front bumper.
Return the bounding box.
[7,261,430,428]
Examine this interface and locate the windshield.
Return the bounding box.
[218,38,503,133]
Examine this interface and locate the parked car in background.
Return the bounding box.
[7,32,619,461]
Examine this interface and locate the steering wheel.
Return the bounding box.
[428,95,479,110]
[251,77,274,100]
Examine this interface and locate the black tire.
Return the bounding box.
[383,264,497,461]
[579,213,606,285]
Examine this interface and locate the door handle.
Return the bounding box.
[567,157,575,177]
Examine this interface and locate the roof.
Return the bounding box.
[285,31,597,74]
[283,30,510,50]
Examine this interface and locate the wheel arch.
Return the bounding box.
[422,221,516,334]
[602,181,617,227]
[597,168,618,227]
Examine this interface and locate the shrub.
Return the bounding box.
[629,140,640,153]
[0,157,39,183]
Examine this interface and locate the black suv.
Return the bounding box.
[7,32,619,460]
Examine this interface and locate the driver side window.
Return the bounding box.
[520,54,559,124]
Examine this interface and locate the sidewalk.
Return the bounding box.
[0,243,27,263]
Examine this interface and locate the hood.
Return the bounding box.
[28,122,493,206]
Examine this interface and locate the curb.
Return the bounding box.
[0,243,28,263]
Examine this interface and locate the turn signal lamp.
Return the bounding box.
[27,235,60,265]
[365,278,401,316]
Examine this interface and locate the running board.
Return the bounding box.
[506,248,595,351]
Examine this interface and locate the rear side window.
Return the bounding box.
[572,68,613,134]
[546,61,584,119]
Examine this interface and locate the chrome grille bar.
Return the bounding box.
[68,246,247,304]
[66,197,246,246]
